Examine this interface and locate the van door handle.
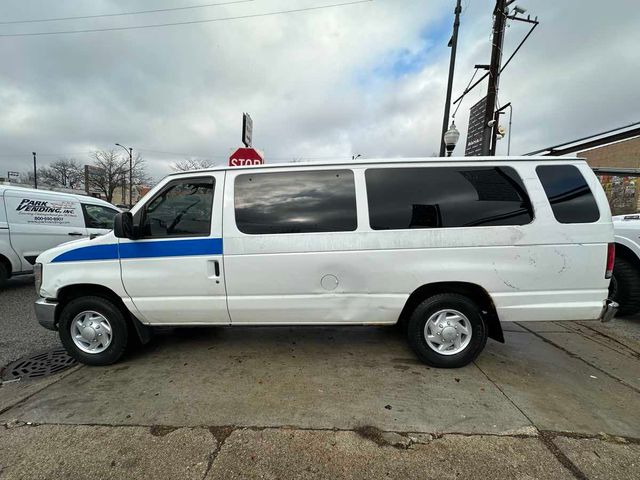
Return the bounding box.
[207,260,221,283]
[68,232,84,236]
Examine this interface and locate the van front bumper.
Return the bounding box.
[599,299,618,323]
[34,298,58,331]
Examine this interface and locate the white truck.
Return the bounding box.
[0,185,120,286]
[610,214,640,316]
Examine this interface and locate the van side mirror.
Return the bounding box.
[113,212,135,239]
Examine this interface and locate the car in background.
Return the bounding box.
[0,185,119,286]
[610,213,640,316]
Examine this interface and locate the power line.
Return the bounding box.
[0,0,373,37]
[0,0,253,25]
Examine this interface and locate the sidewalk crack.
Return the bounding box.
[472,360,536,428]
[538,431,588,480]
[201,426,234,480]
[516,323,640,395]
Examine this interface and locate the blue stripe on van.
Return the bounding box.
[51,238,223,263]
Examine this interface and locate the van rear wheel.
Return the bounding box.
[407,293,487,368]
[58,296,128,366]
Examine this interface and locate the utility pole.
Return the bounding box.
[439,0,463,157]
[128,147,133,207]
[481,0,507,156]
[32,152,38,189]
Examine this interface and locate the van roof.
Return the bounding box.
[167,155,585,176]
[0,185,118,209]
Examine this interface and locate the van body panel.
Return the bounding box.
[4,190,87,270]
[35,233,127,300]
[221,161,612,325]
[118,171,230,325]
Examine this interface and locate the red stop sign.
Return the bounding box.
[229,148,263,167]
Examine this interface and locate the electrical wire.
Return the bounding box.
[0,0,254,25]
[452,68,478,118]
[0,0,373,37]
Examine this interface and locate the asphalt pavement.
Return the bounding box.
[0,275,59,368]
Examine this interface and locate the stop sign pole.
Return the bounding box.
[230,113,263,166]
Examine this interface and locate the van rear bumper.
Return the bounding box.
[599,299,618,323]
[34,298,58,331]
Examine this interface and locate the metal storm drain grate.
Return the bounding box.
[1,347,77,382]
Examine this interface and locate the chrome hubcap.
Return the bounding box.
[424,309,472,356]
[70,311,112,354]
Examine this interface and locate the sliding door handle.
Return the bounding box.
[68,232,84,236]
[214,260,220,277]
[207,259,221,283]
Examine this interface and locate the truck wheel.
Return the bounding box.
[406,293,487,368]
[0,262,8,287]
[609,256,640,316]
[58,296,128,366]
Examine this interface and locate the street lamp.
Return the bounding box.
[443,122,460,157]
[115,143,133,207]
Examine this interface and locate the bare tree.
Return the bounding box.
[170,158,216,172]
[19,171,35,186]
[38,158,84,189]
[88,150,151,203]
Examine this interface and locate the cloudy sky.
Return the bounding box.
[0,0,638,182]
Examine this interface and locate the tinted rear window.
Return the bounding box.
[235,170,357,234]
[536,165,600,223]
[366,166,533,230]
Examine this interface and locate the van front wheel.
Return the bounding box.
[58,296,128,366]
[407,294,487,368]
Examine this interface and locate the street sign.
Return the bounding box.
[229,148,263,167]
[84,164,105,195]
[242,113,253,148]
[7,171,19,179]
[465,96,487,156]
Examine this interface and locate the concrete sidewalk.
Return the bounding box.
[1,319,639,479]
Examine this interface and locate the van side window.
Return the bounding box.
[235,170,357,234]
[139,178,214,237]
[366,166,533,230]
[81,204,118,229]
[536,165,600,223]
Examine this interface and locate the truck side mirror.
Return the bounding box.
[113,212,135,239]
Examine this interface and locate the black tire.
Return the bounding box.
[609,255,640,316]
[58,296,129,366]
[407,293,487,368]
[0,261,8,287]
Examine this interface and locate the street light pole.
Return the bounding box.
[128,147,132,207]
[32,152,38,189]
[115,143,133,207]
[439,0,463,157]
[506,103,513,155]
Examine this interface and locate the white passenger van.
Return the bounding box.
[34,158,617,368]
[0,185,119,286]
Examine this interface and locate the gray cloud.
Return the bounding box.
[0,0,637,185]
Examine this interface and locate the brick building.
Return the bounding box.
[579,137,640,215]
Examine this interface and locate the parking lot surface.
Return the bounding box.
[1,277,640,479]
